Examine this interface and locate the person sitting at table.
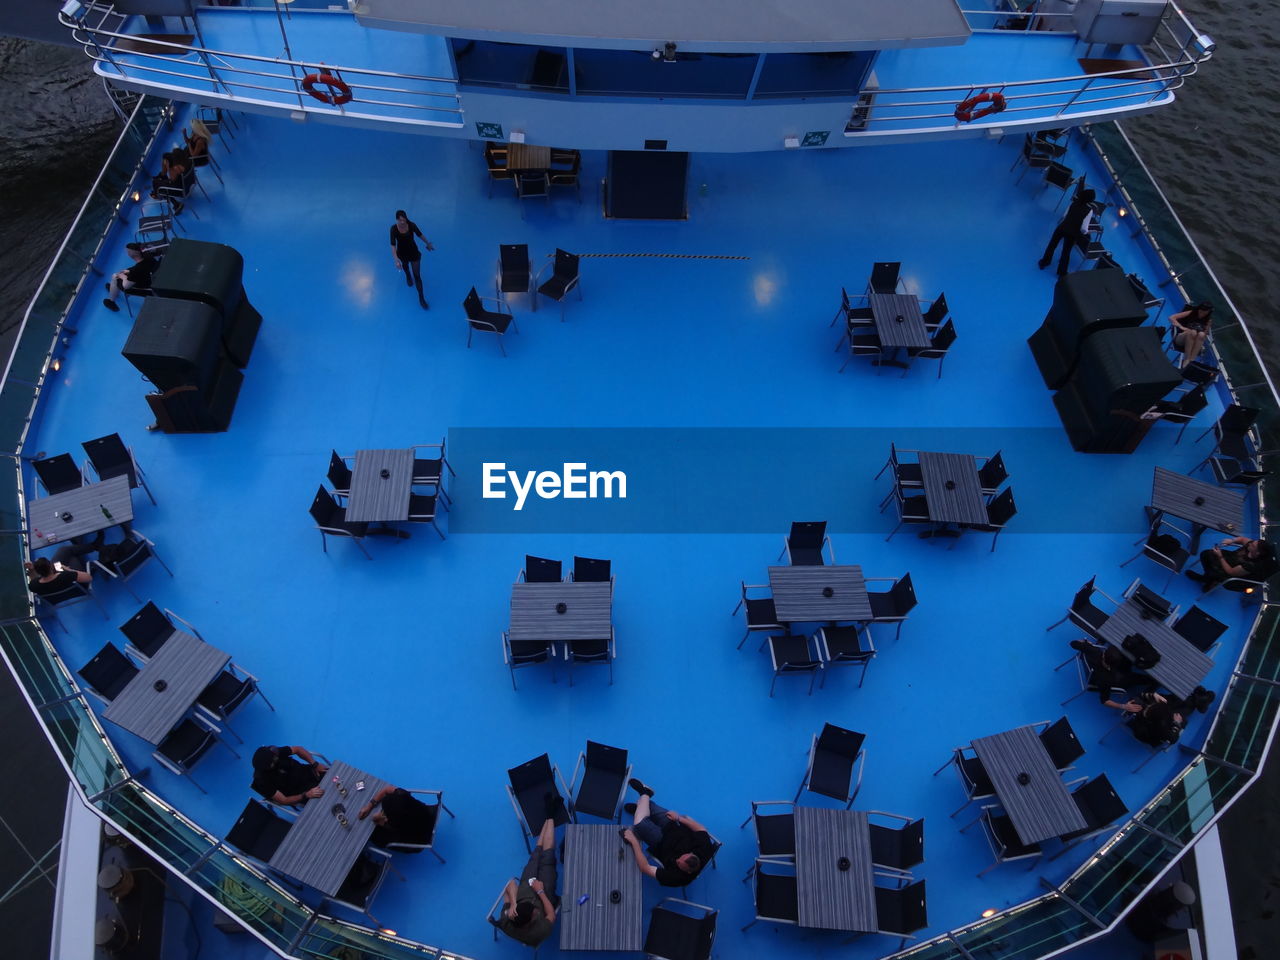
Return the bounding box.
[619,777,715,887]
[24,536,103,596]
[102,242,160,313]
[357,784,434,846]
[1113,691,1185,746]
[1186,536,1277,592]
[495,797,560,947]
[1068,638,1144,707]
[250,745,328,806]
[1168,301,1214,369]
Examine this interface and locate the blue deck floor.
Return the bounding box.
[26,110,1254,959]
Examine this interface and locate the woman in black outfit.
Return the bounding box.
[1168,301,1213,369]
[389,209,434,309]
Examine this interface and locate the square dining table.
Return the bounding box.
[918,452,989,526]
[507,143,551,172]
[268,759,389,896]
[1097,597,1214,700]
[103,631,228,745]
[767,565,871,623]
[346,448,413,523]
[970,725,1086,845]
[794,807,878,932]
[559,823,643,951]
[28,475,133,546]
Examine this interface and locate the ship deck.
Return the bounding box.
[25,108,1256,959]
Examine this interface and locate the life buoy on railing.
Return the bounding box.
[954,91,1007,123]
[302,72,353,106]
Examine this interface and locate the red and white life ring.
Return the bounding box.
[954,91,1007,123]
[302,72,353,106]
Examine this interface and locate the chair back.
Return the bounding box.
[462,287,485,322]
[507,635,552,665]
[1172,605,1228,652]
[573,556,611,583]
[1174,383,1209,417]
[754,863,799,923]
[875,879,928,936]
[645,902,717,960]
[310,486,341,527]
[554,248,580,283]
[816,722,865,761]
[33,453,83,495]
[929,318,957,351]
[1070,576,1098,614]
[1129,581,1172,619]
[585,740,628,775]
[119,600,175,658]
[78,643,138,701]
[517,172,549,198]
[507,753,554,795]
[1038,717,1084,769]
[868,261,901,294]
[868,816,924,870]
[1219,404,1259,436]
[328,451,352,492]
[523,555,562,583]
[499,244,530,291]
[888,572,918,616]
[977,451,1007,490]
[82,434,135,486]
[111,537,153,578]
[787,521,826,551]
[227,798,292,862]
[158,718,216,768]
[1071,773,1126,829]
[1044,161,1073,189]
[922,293,948,327]
[39,579,91,607]
[986,488,1016,526]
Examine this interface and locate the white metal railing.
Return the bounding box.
[59,2,463,126]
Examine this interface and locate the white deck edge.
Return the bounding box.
[49,785,100,960]
[1192,825,1237,960]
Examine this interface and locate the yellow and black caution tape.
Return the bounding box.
[576,252,751,260]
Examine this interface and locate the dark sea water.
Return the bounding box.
[0,8,1277,956]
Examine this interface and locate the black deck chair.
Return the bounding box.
[411,438,455,505]
[645,898,717,960]
[535,248,582,320]
[568,740,631,821]
[1045,575,1115,641]
[32,453,83,495]
[1144,383,1208,444]
[864,573,917,641]
[118,600,193,661]
[1038,716,1085,771]
[77,642,139,704]
[883,487,931,542]
[739,801,796,862]
[501,631,556,690]
[874,442,923,499]
[795,723,866,807]
[497,243,531,300]
[967,807,1041,877]
[814,624,875,688]
[197,662,275,741]
[933,745,995,817]
[564,633,615,686]
[964,486,1016,552]
[778,520,834,566]
[766,634,822,697]
[867,811,925,875]
[1121,517,1192,589]
[505,753,572,851]
[977,451,1008,495]
[1203,456,1269,488]
[463,286,517,355]
[1054,774,1127,854]
[904,318,957,379]
[309,486,371,559]
[374,789,454,862]
[571,555,612,585]
[331,848,392,926]
[327,450,353,495]
[225,797,295,864]
[741,859,798,931]
[82,433,156,505]
[921,292,949,331]
[734,581,780,650]
[521,555,563,583]
[867,261,903,295]
[407,493,447,540]
[1172,605,1228,655]
[153,715,236,794]
[34,577,108,629]
[93,531,174,601]
[1196,403,1259,463]
[873,878,928,945]
[1124,578,1175,621]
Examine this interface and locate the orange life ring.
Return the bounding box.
[302,72,353,106]
[954,91,1007,123]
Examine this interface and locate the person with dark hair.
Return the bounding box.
[102,242,160,313]
[149,150,191,212]
[250,745,328,806]
[1038,185,1097,277]
[24,536,103,596]
[358,785,436,847]
[1068,638,1143,707]
[1187,536,1277,592]
[389,209,434,309]
[619,778,715,887]
[1168,302,1213,368]
[1117,691,1185,746]
[495,800,559,947]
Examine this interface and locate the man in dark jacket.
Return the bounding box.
[1187,536,1277,592]
[1038,186,1096,276]
[620,778,716,887]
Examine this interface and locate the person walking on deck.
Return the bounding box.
[389,209,434,309]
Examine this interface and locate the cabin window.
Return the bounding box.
[753,51,877,99]
[451,39,570,92]
[572,49,756,99]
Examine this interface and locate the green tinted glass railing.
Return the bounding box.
[952,895,1099,959]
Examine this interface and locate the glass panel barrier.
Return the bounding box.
[1060,819,1180,924]
[952,895,1099,959]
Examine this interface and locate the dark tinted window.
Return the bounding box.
[452,39,569,92]
[754,51,876,99]
[573,49,756,99]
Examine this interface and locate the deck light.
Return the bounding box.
[51,358,62,372]
[981,908,997,918]
[131,190,141,202]
[1118,206,1128,217]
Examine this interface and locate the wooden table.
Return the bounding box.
[767,565,872,623]
[870,293,929,367]
[794,807,877,932]
[971,725,1086,845]
[269,759,389,896]
[1151,466,1245,549]
[918,452,988,527]
[28,475,133,546]
[509,582,613,643]
[1098,597,1214,700]
[103,631,227,745]
[346,448,413,523]
[507,143,551,171]
[559,824,642,951]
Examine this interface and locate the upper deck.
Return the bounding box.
[5,95,1277,960]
